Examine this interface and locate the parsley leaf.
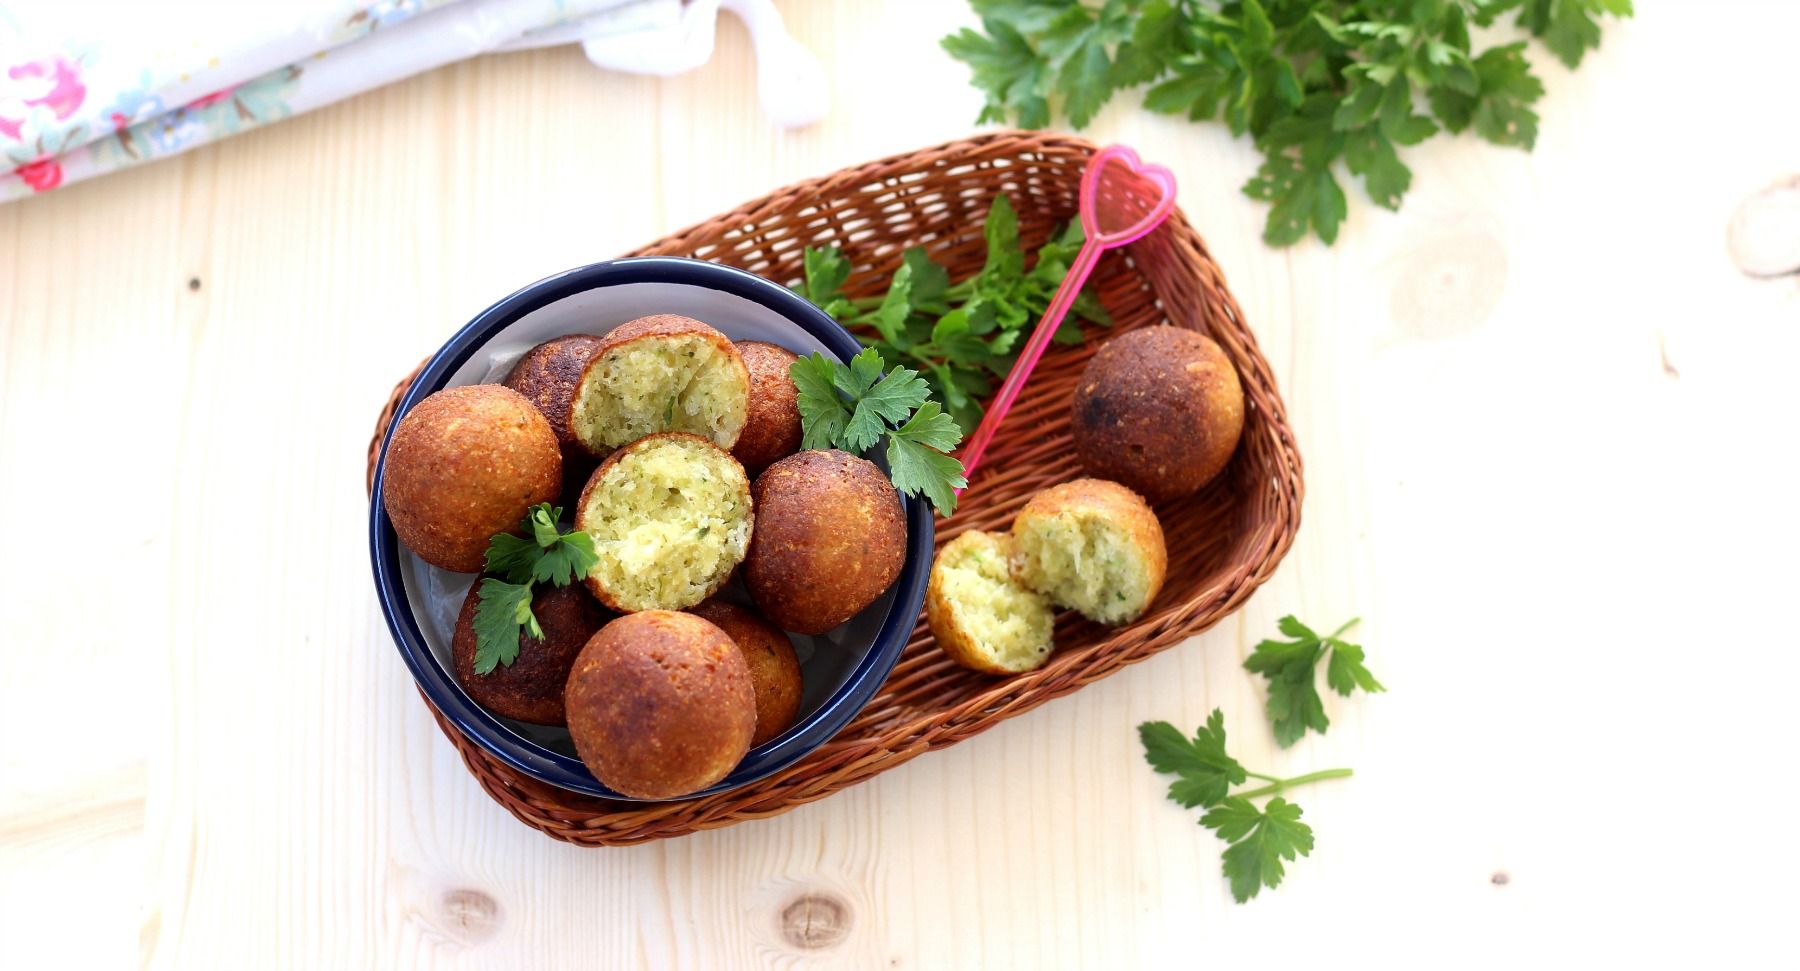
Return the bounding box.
[1203,796,1315,903]
[1244,615,1384,746]
[943,0,1629,245]
[1248,150,1348,247]
[844,357,931,453]
[525,505,561,546]
[903,247,952,315]
[1140,707,1349,903]
[1326,638,1385,696]
[472,579,541,675]
[802,246,851,308]
[790,350,967,515]
[1343,127,1410,211]
[1503,0,1633,69]
[868,261,917,348]
[1037,5,1123,129]
[886,401,970,514]
[888,398,962,452]
[1110,0,1179,87]
[471,504,598,674]
[482,532,542,585]
[942,16,1052,129]
[1137,710,1247,808]
[482,503,598,588]
[791,353,851,450]
[533,532,598,588]
[979,192,1023,281]
[525,504,598,586]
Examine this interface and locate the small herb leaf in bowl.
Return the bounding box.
[472,579,542,675]
[484,503,599,587]
[471,503,599,674]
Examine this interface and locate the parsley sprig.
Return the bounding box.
[471,504,599,674]
[791,348,969,516]
[798,193,1110,435]
[942,0,1632,245]
[1245,615,1384,747]
[1140,709,1353,902]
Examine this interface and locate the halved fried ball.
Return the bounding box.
[503,333,605,491]
[927,531,1055,675]
[503,334,602,455]
[689,599,803,746]
[569,315,750,454]
[1072,325,1244,501]
[451,580,610,726]
[380,384,562,572]
[730,341,803,475]
[1010,478,1167,626]
[564,610,756,799]
[575,433,754,612]
[745,449,906,635]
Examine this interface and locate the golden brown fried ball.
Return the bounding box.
[381,384,562,572]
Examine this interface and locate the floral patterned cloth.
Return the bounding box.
[0,0,674,202]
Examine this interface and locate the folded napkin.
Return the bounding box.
[0,0,823,203]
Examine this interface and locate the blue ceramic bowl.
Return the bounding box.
[369,257,933,800]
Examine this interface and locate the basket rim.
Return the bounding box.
[368,255,936,800]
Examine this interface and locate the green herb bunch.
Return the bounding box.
[943,0,1632,245]
[798,193,1110,436]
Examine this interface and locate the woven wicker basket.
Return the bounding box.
[365,130,1302,845]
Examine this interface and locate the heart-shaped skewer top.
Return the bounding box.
[1079,144,1179,247]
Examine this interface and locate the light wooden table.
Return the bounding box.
[4,3,1798,968]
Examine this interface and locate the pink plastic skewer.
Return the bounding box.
[955,144,1178,492]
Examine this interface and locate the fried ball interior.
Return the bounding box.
[929,531,1054,674]
[572,334,747,452]
[1012,503,1159,626]
[579,434,752,612]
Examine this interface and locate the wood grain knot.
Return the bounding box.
[1387,225,1507,340]
[779,893,852,950]
[438,888,503,943]
[1727,176,1800,278]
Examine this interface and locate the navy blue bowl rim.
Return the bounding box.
[368,256,935,801]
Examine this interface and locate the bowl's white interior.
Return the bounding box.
[397,279,900,757]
